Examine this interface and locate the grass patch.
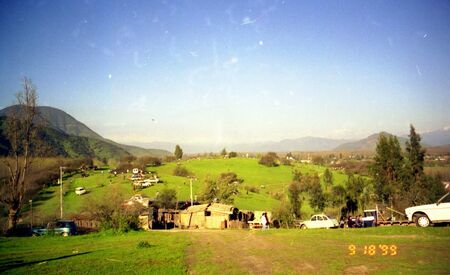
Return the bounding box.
[0,231,189,274]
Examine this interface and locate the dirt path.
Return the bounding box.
[185,230,316,274]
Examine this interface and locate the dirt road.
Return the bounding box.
[186,230,317,274]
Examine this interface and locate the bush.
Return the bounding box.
[137,241,151,248]
[155,189,177,209]
[83,187,142,232]
[173,165,190,177]
[272,200,296,228]
[228,152,238,158]
[164,155,176,163]
[258,152,279,167]
[244,185,259,194]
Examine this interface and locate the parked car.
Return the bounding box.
[405,191,450,227]
[133,179,156,188]
[75,187,87,195]
[32,220,77,236]
[124,194,150,207]
[299,214,339,229]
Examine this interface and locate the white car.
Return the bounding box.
[405,192,450,227]
[124,194,150,207]
[75,187,86,195]
[299,214,339,229]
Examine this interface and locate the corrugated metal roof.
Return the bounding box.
[183,204,209,213]
[207,203,234,214]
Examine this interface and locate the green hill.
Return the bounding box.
[24,158,349,221]
[0,105,171,159]
[0,116,131,160]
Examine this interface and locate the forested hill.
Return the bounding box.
[0,106,171,159]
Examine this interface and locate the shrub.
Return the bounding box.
[164,155,176,163]
[155,189,177,209]
[228,151,238,158]
[173,165,190,177]
[137,241,151,249]
[272,200,296,228]
[244,185,259,194]
[258,152,279,167]
[83,187,142,232]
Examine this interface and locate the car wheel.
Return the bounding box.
[301,224,307,229]
[62,232,69,237]
[415,214,431,228]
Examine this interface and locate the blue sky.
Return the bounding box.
[1,0,449,144]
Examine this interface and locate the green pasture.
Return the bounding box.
[26,158,350,221]
[1,227,449,274]
[0,231,188,274]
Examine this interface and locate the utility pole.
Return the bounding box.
[29,199,33,228]
[59,166,65,219]
[189,177,193,206]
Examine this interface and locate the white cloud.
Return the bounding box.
[129,95,148,112]
[223,56,239,68]
[241,16,256,25]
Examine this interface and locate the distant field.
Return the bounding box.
[24,158,350,222]
[425,166,450,181]
[1,227,449,274]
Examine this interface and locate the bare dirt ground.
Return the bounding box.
[185,230,318,274]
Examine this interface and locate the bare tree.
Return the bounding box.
[1,77,38,231]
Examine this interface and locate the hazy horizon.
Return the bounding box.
[1,1,449,144]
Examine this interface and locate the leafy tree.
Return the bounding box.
[1,78,41,231]
[228,151,237,158]
[83,186,141,232]
[174,144,183,159]
[308,174,326,212]
[287,181,302,218]
[220,148,227,156]
[330,185,346,207]
[156,189,177,209]
[200,172,243,204]
[258,152,279,167]
[405,125,425,182]
[272,200,295,228]
[371,134,404,206]
[323,168,333,190]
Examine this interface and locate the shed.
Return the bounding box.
[179,204,209,229]
[205,203,237,229]
[179,203,239,229]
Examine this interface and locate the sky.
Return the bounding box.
[0,0,449,145]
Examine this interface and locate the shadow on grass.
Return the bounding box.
[0,251,92,272]
[31,190,55,207]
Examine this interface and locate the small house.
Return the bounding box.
[179,203,239,229]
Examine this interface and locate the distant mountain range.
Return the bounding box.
[132,137,351,154]
[1,105,448,155]
[334,132,410,151]
[415,127,450,147]
[0,106,171,159]
[138,129,449,154]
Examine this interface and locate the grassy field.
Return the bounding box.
[25,158,350,222]
[0,231,188,274]
[1,227,449,274]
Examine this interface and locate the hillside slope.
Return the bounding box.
[334,132,409,151]
[0,117,131,159]
[0,105,171,158]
